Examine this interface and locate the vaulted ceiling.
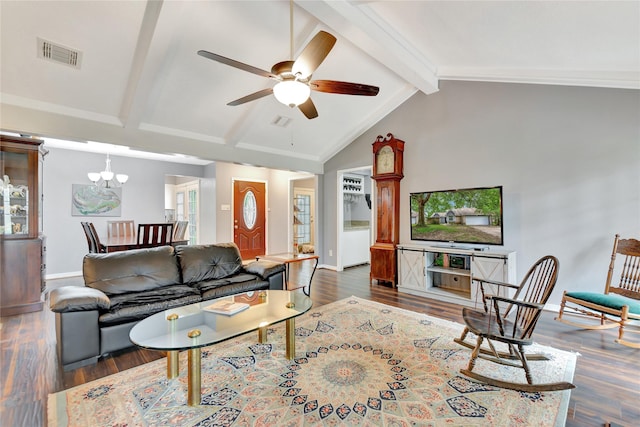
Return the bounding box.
[1,1,638,173]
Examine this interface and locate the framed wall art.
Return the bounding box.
[71,184,122,217]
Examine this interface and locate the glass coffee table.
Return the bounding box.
[129,290,312,406]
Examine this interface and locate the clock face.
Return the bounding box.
[377,145,395,174]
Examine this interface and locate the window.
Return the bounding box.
[243,190,257,229]
[294,194,311,245]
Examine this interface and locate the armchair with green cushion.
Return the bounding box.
[555,234,640,348]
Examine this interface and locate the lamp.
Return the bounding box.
[88,153,128,187]
[273,79,310,107]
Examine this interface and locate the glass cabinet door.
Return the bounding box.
[1,140,40,239]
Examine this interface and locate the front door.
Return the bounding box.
[233,180,266,259]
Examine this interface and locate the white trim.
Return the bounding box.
[544,302,561,313]
[46,271,82,280]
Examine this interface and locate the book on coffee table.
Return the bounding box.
[203,300,250,315]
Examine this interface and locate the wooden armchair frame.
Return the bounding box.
[555,234,640,348]
[455,255,575,392]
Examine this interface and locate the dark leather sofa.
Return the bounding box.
[49,243,285,371]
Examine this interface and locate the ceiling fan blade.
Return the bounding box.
[292,31,337,78]
[311,80,380,96]
[198,50,278,79]
[227,88,274,106]
[298,98,318,119]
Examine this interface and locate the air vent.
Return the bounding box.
[37,38,82,69]
[271,115,292,128]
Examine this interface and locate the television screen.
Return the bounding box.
[410,186,503,246]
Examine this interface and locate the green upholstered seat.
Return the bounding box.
[565,291,640,315]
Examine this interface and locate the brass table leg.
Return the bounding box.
[258,327,267,343]
[188,347,201,406]
[286,318,295,359]
[167,350,179,379]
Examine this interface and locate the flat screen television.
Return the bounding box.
[410,185,503,246]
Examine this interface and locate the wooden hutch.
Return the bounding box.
[1,135,46,316]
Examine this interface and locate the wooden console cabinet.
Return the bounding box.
[1,135,46,317]
[397,243,516,308]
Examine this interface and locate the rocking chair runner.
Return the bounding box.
[454,255,575,392]
[555,234,640,348]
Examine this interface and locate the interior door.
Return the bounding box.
[293,188,314,247]
[233,180,266,259]
[175,180,199,244]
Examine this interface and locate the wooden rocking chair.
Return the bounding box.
[454,255,575,392]
[555,234,640,348]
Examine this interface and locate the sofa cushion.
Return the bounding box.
[195,273,261,293]
[201,278,269,301]
[176,243,243,284]
[83,246,181,295]
[108,284,200,311]
[99,285,201,326]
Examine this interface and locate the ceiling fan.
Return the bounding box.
[197,1,379,119]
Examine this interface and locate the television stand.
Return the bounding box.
[431,244,474,251]
[396,243,516,307]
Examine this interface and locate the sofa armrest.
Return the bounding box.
[243,260,285,279]
[49,286,110,312]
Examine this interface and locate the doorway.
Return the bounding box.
[337,167,374,271]
[165,177,200,244]
[233,180,266,260]
[293,187,315,253]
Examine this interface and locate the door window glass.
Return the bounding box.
[243,190,257,229]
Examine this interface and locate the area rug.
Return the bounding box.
[48,297,576,426]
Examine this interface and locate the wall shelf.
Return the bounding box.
[342,174,364,194]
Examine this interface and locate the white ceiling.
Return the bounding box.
[1,1,638,173]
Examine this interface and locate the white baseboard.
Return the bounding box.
[544,302,561,313]
[46,271,82,280]
[318,264,337,271]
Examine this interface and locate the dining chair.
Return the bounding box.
[107,220,136,239]
[81,222,105,253]
[173,220,188,241]
[137,223,174,248]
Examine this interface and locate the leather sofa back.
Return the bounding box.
[176,243,243,285]
[83,246,181,295]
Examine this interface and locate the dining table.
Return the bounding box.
[103,236,188,253]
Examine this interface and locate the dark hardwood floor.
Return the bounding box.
[1,263,638,426]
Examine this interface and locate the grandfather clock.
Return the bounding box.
[370,133,404,287]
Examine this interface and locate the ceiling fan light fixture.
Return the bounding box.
[273,80,310,107]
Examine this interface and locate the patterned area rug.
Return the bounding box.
[48,297,576,426]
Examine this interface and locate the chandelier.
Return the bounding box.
[87,154,128,187]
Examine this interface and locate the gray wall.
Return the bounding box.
[323,80,640,305]
[43,148,208,275]
[199,163,217,244]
